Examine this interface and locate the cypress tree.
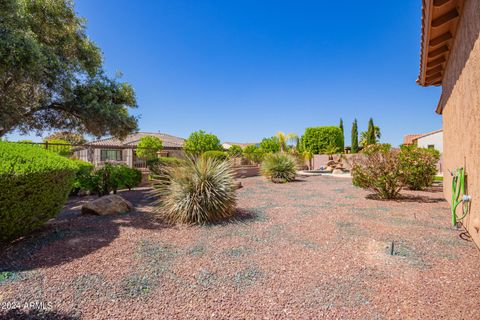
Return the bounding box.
[351,119,359,153]
[367,118,376,145]
[339,118,344,151]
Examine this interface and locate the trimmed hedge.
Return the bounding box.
[303,126,343,154]
[0,142,77,242]
[147,157,183,176]
[202,150,228,161]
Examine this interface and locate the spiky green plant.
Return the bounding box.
[260,153,296,183]
[154,157,237,224]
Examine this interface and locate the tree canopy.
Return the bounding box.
[184,130,222,155]
[45,131,86,145]
[136,136,163,160]
[0,0,138,138]
[260,136,281,153]
[302,126,343,154]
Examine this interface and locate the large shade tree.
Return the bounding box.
[0,0,138,138]
[44,131,86,145]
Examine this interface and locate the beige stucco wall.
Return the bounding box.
[416,131,443,153]
[439,0,480,246]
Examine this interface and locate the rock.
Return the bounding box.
[326,160,337,167]
[332,169,345,175]
[234,181,243,189]
[325,166,334,171]
[81,195,133,216]
[77,190,89,197]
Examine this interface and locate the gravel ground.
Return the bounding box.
[1,176,479,319]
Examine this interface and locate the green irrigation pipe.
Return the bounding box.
[451,167,470,226]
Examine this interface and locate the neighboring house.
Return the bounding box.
[74,132,185,168]
[222,142,259,149]
[417,0,480,246]
[403,129,443,152]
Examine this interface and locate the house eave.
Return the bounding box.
[417,0,465,87]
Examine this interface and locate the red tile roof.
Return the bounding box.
[403,129,442,145]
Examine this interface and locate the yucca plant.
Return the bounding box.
[153,157,237,224]
[261,153,296,183]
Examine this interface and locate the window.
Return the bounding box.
[100,149,122,161]
[427,145,435,150]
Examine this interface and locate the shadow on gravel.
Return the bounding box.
[365,194,446,203]
[0,189,169,273]
[0,309,80,320]
[199,208,264,227]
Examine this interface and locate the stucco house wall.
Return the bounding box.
[439,0,480,244]
[416,131,444,152]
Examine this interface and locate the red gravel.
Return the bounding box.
[1,176,479,319]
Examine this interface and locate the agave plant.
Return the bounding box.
[261,153,296,183]
[154,157,237,224]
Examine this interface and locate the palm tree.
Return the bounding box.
[360,126,381,147]
[276,132,298,153]
[323,144,341,160]
[302,150,313,170]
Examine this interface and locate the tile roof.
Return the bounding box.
[403,134,423,145]
[403,129,442,145]
[88,132,185,148]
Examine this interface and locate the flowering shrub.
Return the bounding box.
[351,144,403,199]
[399,145,440,190]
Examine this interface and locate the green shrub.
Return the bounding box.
[0,142,77,242]
[351,144,403,199]
[45,139,72,157]
[228,145,243,158]
[243,145,264,164]
[399,145,440,190]
[303,126,343,154]
[259,136,280,153]
[154,157,237,224]
[116,165,143,190]
[70,159,94,195]
[202,150,228,160]
[184,130,222,155]
[136,136,163,160]
[147,157,183,176]
[87,163,142,196]
[260,153,297,183]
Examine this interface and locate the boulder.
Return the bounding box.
[81,195,133,216]
[332,168,345,175]
[326,160,337,167]
[234,181,243,189]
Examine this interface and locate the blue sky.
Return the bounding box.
[9,0,441,146]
